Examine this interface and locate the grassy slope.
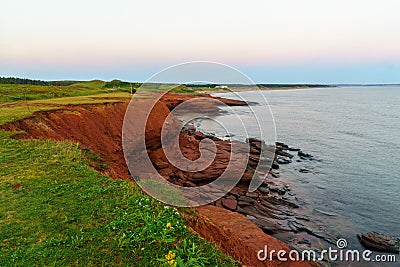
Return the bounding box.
[0,81,202,125]
[0,82,238,266]
[0,80,108,104]
[0,81,133,125]
[1,80,308,124]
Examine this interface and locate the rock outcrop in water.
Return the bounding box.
[150,103,340,250]
[358,232,399,253]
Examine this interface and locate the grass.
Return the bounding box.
[0,92,135,126]
[0,81,239,266]
[0,132,238,266]
[31,93,131,105]
[0,105,60,125]
[0,80,161,126]
[0,79,314,265]
[0,81,131,125]
[0,80,280,126]
[0,80,108,105]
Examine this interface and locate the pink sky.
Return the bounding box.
[1,0,400,83]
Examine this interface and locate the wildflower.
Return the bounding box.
[166,222,172,228]
[165,251,177,267]
[165,251,175,260]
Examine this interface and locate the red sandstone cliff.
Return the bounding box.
[1,95,315,267]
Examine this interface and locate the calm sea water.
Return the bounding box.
[208,86,399,250]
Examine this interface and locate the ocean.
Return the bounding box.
[203,86,399,252]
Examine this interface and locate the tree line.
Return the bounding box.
[0,77,77,86]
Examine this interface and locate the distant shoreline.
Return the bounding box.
[1,76,399,88]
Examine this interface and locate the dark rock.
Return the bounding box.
[288,221,308,233]
[255,202,294,219]
[285,147,301,152]
[225,195,237,200]
[176,171,186,181]
[299,168,311,173]
[253,217,285,234]
[194,131,206,140]
[182,124,196,132]
[246,214,256,220]
[357,232,399,253]
[155,161,169,169]
[276,150,294,158]
[209,186,224,194]
[238,195,256,204]
[287,220,336,243]
[221,198,238,210]
[182,181,197,187]
[247,137,262,143]
[295,215,311,221]
[269,185,287,195]
[271,162,280,169]
[298,239,311,245]
[214,199,223,208]
[236,205,258,216]
[246,138,266,152]
[298,150,313,159]
[245,192,259,198]
[237,201,252,207]
[228,190,241,198]
[260,196,299,209]
[275,142,289,149]
[258,186,270,195]
[276,156,292,164]
[270,171,280,178]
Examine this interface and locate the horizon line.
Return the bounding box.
[1,76,400,87]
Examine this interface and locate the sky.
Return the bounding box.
[1,0,400,84]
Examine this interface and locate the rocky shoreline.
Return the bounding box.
[180,127,340,251]
[3,92,398,265]
[162,93,399,257]
[2,96,315,266]
[157,94,337,245]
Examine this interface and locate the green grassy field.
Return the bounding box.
[0,81,135,125]
[0,81,238,266]
[0,80,109,104]
[0,80,212,125]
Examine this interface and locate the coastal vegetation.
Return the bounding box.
[0,80,238,266]
[0,78,336,266]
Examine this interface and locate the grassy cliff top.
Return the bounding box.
[0,132,237,266]
[0,81,134,125]
[0,79,239,266]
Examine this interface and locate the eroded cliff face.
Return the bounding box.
[1,99,172,180]
[1,96,314,267]
[3,102,131,180]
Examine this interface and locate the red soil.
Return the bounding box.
[3,102,130,180]
[190,206,315,267]
[1,95,315,267]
